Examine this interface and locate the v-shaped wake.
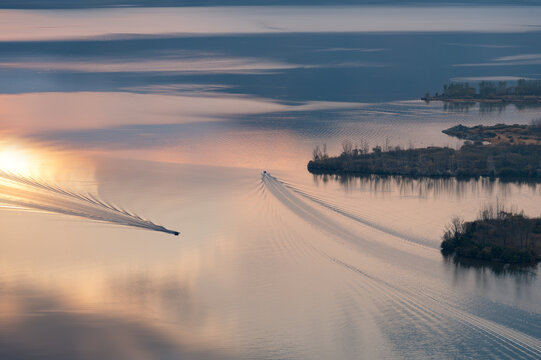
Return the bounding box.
[0,170,179,236]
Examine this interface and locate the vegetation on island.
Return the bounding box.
[441,203,541,264]
[442,120,541,145]
[422,79,541,103]
[308,124,541,264]
[308,140,541,179]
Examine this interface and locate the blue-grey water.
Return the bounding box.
[0,4,540,359]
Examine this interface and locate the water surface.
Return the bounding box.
[1,5,540,359]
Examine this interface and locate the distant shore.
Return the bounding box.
[421,95,541,104]
[422,79,541,104]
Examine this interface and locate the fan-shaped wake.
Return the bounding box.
[0,170,179,236]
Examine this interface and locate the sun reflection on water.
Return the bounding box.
[0,136,97,211]
[0,138,95,185]
[0,144,34,177]
[0,137,179,235]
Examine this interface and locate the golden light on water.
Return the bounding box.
[0,144,34,176]
[0,138,96,191]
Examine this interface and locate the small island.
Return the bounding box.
[441,204,541,264]
[422,79,541,104]
[442,122,541,145]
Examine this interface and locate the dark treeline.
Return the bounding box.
[308,141,541,179]
[423,79,541,101]
[441,203,541,264]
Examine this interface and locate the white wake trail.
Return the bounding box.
[0,170,179,236]
[261,172,541,358]
[262,172,435,251]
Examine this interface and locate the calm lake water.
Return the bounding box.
[1,5,541,359]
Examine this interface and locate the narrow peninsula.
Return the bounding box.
[308,142,541,179]
[442,123,541,145]
[307,122,541,179]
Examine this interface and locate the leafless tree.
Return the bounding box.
[384,137,391,152]
[342,140,353,155]
[312,145,322,161]
[443,216,465,242]
[362,140,369,154]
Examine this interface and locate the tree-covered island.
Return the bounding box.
[307,123,541,265]
[307,122,541,179]
[441,204,541,265]
[308,142,541,179]
[422,79,541,103]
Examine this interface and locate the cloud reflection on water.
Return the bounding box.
[0,91,369,133]
[1,5,541,358]
[1,7,541,41]
[0,57,306,74]
[0,281,236,360]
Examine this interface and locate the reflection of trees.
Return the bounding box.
[442,101,541,113]
[479,102,506,114]
[443,101,508,114]
[312,174,540,199]
[443,101,475,113]
[513,102,541,111]
[444,254,538,284]
[313,173,392,193]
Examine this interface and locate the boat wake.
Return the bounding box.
[261,171,541,358]
[0,170,179,236]
[262,171,434,250]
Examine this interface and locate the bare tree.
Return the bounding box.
[384,137,391,152]
[312,145,322,161]
[357,139,370,154]
[443,216,465,242]
[342,140,353,156]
